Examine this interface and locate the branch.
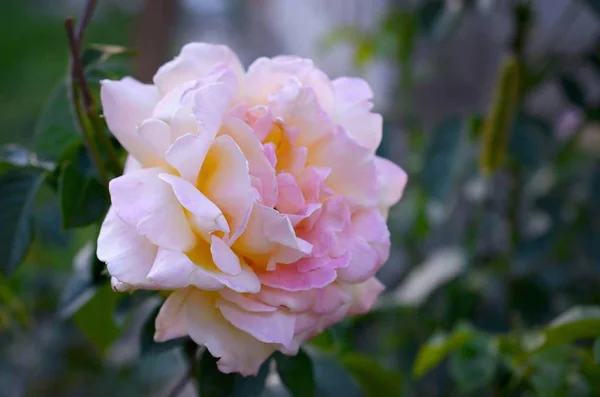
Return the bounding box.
[65,17,108,185]
[65,0,122,177]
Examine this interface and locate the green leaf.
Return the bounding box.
[0,168,45,276]
[59,242,108,318]
[196,350,269,397]
[340,353,402,397]
[58,162,109,229]
[72,283,121,354]
[449,333,498,393]
[309,328,339,354]
[559,74,586,108]
[540,306,600,348]
[594,339,600,364]
[33,80,79,160]
[312,354,364,397]
[275,349,315,397]
[413,322,474,377]
[231,359,270,397]
[140,304,188,356]
[421,116,466,201]
[528,346,571,397]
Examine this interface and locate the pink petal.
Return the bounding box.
[217,298,296,346]
[337,240,380,283]
[375,156,408,216]
[308,126,378,207]
[259,265,337,291]
[312,283,351,314]
[219,289,277,312]
[223,117,278,207]
[255,286,315,312]
[276,173,306,214]
[345,277,385,315]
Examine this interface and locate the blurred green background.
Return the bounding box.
[3,0,600,396]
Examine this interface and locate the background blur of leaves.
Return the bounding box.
[3,0,600,396]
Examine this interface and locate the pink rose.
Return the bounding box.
[97,43,407,375]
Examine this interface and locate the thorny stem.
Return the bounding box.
[65,0,122,180]
[65,17,109,185]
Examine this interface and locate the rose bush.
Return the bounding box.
[96,43,407,375]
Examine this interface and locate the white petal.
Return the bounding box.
[137,118,172,159]
[199,135,254,244]
[153,43,245,96]
[100,77,160,166]
[184,289,275,376]
[154,289,191,342]
[97,208,157,289]
[159,173,229,238]
[109,168,195,251]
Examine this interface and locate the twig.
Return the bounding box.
[65,0,122,178]
[65,17,109,185]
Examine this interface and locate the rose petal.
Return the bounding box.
[375,156,408,217]
[159,173,229,238]
[154,43,245,95]
[109,167,196,251]
[97,208,157,289]
[199,135,255,244]
[184,289,275,376]
[100,77,159,166]
[217,298,296,346]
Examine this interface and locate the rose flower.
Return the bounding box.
[97,43,407,375]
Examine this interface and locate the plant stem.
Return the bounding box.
[65,17,109,185]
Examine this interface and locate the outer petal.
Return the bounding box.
[245,56,313,106]
[269,79,334,148]
[154,43,245,96]
[217,298,296,346]
[309,127,378,207]
[375,156,408,216]
[345,277,385,315]
[259,265,337,291]
[184,289,275,375]
[155,289,190,342]
[336,240,380,283]
[100,77,160,166]
[109,168,196,251]
[332,77,382,152]
[97,208,157,289]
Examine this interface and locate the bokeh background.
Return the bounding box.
[2,0,600,396]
